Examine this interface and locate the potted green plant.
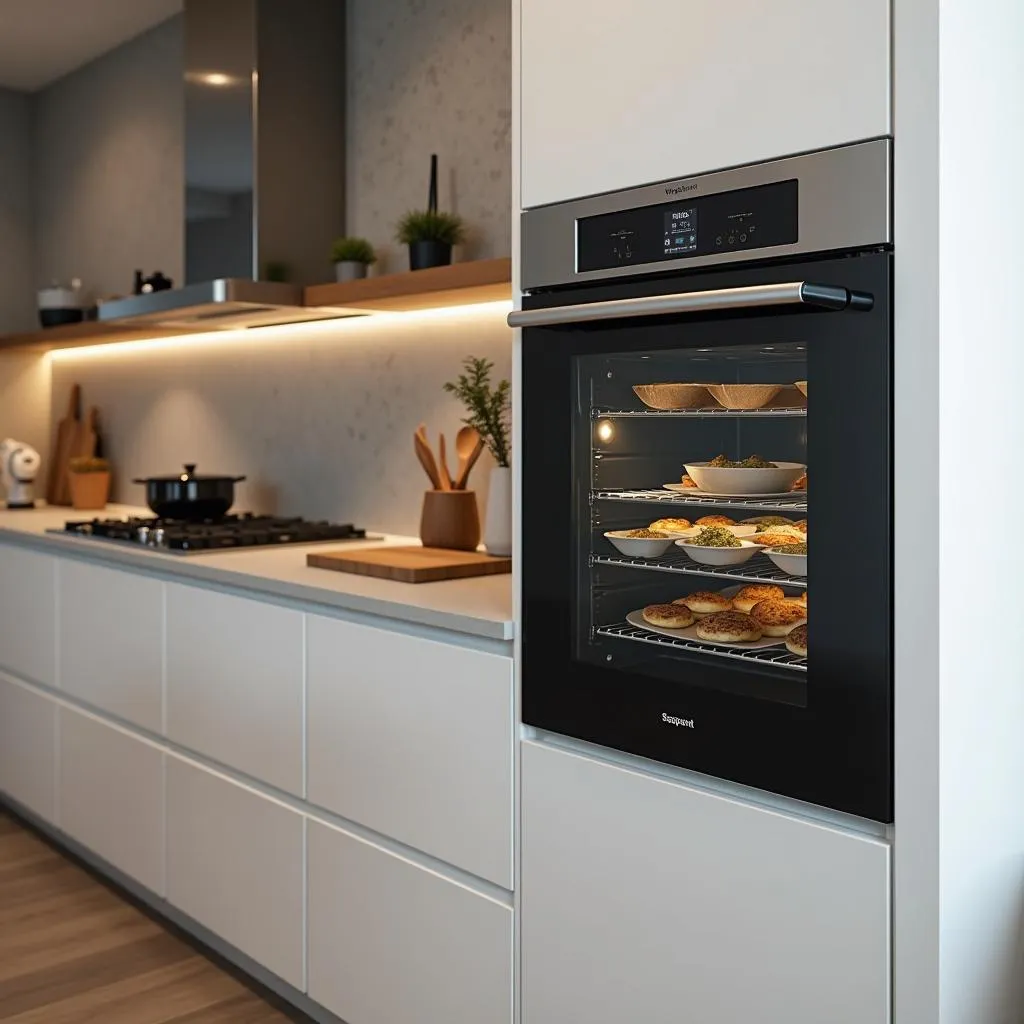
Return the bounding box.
[68,457,111,511]
[396,210,465,271]
[396,153,466,271]
[444,356,512,555]
[330,237,377,282]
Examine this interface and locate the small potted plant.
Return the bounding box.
[68,457,111,511]
[330,237,377,282]
[396,209,465,271]
[444,356,512,555]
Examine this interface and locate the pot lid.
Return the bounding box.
[134,464,246,484]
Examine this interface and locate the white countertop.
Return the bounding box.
[0,504,514,641]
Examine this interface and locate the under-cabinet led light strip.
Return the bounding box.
[48,300,513,361]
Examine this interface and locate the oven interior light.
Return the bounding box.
[596,419,615,444]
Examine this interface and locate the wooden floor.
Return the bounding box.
[0,810,298,1023]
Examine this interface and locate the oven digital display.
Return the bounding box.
[663,207,697,255]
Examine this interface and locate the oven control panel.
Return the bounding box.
[577,179,798,274]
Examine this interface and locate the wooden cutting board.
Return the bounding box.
[46,383,81,506]
[307,545,512,583]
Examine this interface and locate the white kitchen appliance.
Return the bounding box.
[0,439,41,508]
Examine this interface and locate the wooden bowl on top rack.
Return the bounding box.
[633,383,711,410]
[706,384,783,410]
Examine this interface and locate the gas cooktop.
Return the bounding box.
[49,513,370,555]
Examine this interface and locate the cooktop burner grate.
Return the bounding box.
[52,513,368,554]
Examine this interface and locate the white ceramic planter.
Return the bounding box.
[335,261,368,283]
[483,466,512,557]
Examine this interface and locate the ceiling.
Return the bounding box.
[0,0,182,92]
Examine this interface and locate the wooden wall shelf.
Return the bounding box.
[0,259,513,353]
[305,257,512,313]
[0,320,192,353]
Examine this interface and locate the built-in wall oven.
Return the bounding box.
[512,140,893,822]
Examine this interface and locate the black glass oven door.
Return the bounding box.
[519,251,892,821]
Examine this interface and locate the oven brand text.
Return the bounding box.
[665,183,698,195]
[662,713,695,728]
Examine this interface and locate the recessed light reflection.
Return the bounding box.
[596,419,615,444]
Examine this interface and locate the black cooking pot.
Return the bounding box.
[133,464,246,520]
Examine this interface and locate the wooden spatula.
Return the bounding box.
[47,383,81,506]
[414,425,442,489]
[453,427,485,490]
[437,433,453,490]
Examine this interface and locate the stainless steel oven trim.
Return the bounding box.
[508,281,872,328]
[520,139,892,291]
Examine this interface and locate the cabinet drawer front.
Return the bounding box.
[166,583,303,794]
[165,756,304,990]
[58,707,164,895]
[308,819,512,1024]
[58,560,163,732]
[307,615,513,887]
[0,677,56,821]
[522,741,891,1024]
[0,544,55,685]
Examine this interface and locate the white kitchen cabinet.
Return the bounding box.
[0,675,57,821]
[519,0,891,207]
[307,818,512,1024]
[58,705,164,895]
[165,754,304,990]
[165,583,303,795]
[521,741,891,1024]
[306,615,513,887]
[0,542,56,685]
[58,559,163,733]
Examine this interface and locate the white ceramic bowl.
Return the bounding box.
[674,538,763,566]
[765,548,807,576]
[683,461,807,495]
[673,524,757,540]
[604,530,676,558]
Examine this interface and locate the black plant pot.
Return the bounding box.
[408,240,452,271]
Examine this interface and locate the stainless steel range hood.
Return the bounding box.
[100,0,357,330]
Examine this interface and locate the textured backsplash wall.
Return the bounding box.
[346,0,512,270]
[49,306,512,535]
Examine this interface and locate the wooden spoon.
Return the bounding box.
[413,427,442,489]
[437,432,453,490]
[453,426,485,490]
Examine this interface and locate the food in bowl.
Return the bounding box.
[675,537,761,567]
[642,603,695,629]
[742,515,794,526]
[604,530,676,558]
[648,517,691,533]
[684,459,807,496]
[673,590,733,616]
[769,542,807,555]
[708,453,777,469]
[680,475,698,488]
[695,514,735,527]
[749,599,807,637]
[689,526,741,548]
[794,519,808,533]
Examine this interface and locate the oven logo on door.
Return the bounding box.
[665,183,698,196]
[662,713,695,729]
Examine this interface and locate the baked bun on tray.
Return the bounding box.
[695,611,763,643]
[642,603,695,629]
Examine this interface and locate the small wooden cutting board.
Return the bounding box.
[307,545,511,584]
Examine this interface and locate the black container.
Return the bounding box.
[39,308,85,328]
[133,464,245,521]
[408,240,452,271]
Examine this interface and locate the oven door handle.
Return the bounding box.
[507,281,874,328]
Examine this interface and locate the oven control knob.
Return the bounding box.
[715,235,723,246]
[740,233,747,243]
[727,235,736,245]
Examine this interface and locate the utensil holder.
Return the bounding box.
[69,471,111,511]
[420,490,481,551]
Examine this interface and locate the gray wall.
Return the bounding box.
[0,87,35,332]
[32,17,185,306]
[346,0,512,271]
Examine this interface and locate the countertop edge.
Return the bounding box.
[0,525,515,644]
